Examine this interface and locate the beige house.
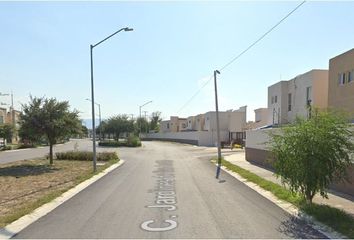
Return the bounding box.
[328,48,354,120]
[0,108,21,143]
[0,107,6,125]
[246,108,269,129]
[267,69,328,125]
[195,114,205,131]
[186,116,196,131]
[160,116,187,133]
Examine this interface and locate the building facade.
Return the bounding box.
[328,48,354,120]
[267,69,328,125]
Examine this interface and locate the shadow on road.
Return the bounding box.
[278,216,328,239]
[0,164,59,177]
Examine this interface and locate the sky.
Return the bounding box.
[1,1,354,127]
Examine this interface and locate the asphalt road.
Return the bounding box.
[0,139,95,164]
[14,141,326,239]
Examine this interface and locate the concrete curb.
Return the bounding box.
[217,164,347,239]
[0,160,125,239]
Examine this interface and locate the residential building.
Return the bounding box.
[328,48,354,120]
[0,108,21,143]
[267,69,328,125]
[202,106,247,132]
[159,116,188,133]
[0,107,6,124]
[246,108,268,129]
[195,114,205,131]
[186,116,196,131]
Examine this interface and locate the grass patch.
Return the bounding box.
[0,157,118,227]
[213,157,354,238]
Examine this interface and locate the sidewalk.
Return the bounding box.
[224,151,354,217]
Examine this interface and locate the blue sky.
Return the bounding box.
[1,1,354,125]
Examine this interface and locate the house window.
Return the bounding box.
[271,96,274,104]
[306,86,312,106]
[348,70,353,83]
[274,95,277,103]
[338,73,346,85]
[167,123,169,129]
[206,117,209,120]
[0,116,3,124]
[288,93,292,112]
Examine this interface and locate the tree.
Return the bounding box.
[269,109,354,204]
[81,125,88,138]
[149,111,162,132]
[0,124,14,145]
[19,96,82,164]
[105,115,134,140]
[135,117,149,135]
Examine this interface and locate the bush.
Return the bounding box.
[98,137,141,148]
[126,136,141,147]
[17,144,36,149]
[98,141,123,147]
[0,145,12,151]
[55,151,118,161]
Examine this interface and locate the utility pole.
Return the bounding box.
[214,70,222,179]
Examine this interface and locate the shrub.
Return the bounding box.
[98,141,122,147]
[55,151,118,161]
[126,136,141,147]
[0,145,12,151]
[17,144,36,149]
[98,137,141,148]
[269,109,354,204]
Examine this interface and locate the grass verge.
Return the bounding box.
[212,157,354,238]
[0,157,119,228]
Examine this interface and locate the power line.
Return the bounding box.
[177,1,306,114]
[220,0,306,72]
[177,74,213,113]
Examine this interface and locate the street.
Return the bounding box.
[0,139,94,164]
[13,141,326,239]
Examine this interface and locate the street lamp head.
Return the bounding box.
[215,70,221,74]
[124,27,134,32]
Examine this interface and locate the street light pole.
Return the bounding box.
[90,45,97,172]
[139,100,152,136]
[86,98,102,141]
[214,70,222,179]
[90,27,133,172]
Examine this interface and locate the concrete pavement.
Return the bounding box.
[13,141,326,238]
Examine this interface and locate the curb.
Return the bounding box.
[0,160,125,239]
[217,163,347,239]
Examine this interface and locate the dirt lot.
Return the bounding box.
[0,158,117,227]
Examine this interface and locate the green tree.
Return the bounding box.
[135,117,149,135]
[269,109,354,204]
[149,111,162,132]
[81,125,88,138]
[19,96,82,164]
[105,115,134,140]
[0,124,14,145]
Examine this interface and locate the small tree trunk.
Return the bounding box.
[49,143,53,165]
[305,190,313,204]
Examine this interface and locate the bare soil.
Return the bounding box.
[0,158,110,227]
